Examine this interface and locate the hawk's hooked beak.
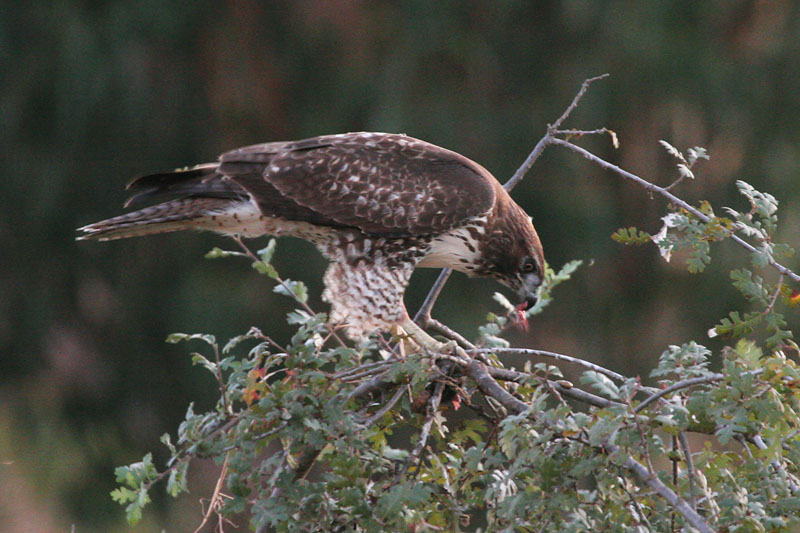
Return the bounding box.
[517,272,542,311]
[521,291,538,311]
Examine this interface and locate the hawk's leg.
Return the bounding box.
[319,237,470,360]
[322,250,417,341]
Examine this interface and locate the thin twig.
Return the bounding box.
[663,174,690,192]
[678,431,698,510]
[362,385,406,427]
[502,127,557,193]
[764,273,785,315]
[337,364,394,383]
[345,370,394,401]
[502,75,603,193]
[671,435,680,517]
[472,347,629,383]
[193,451,231,533]
[553,127,613,137]
[553,127,619,150]
[549,73,610,131]
[484,364,623,409]
[430,350,622,409]
[334,359,393,380]
[413,269,453,323]
[618,451,713,533]
[634,369,765,413]
[216,422,288,454]
[399,379,446,480]
[617,475,653,529]
[211,342,231,414]
[630,398,656,474]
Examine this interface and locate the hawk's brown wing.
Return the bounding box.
[218,133,497,237]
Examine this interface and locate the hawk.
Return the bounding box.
[78,132,545,346]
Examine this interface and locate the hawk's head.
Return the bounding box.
[500,231,545,311]
[480,198,545,312]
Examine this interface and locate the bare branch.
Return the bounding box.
[482,364,623,409]
[550,73,610,131]
[617,475,653,529]
[346,370,395,401]
[473,347,629,383]
[764,273,785,315]
[413,268,454,323]
[466,361,533,420]
[618,451,714,533]
[502,77,610,194]
[502,127,556,193]
[334,359,393,380]
[548,138,800,283]
[553,127,619,149]
[634,369,765,414]
[663,174,691,192]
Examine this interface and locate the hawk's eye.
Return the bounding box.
[521,259,536,273]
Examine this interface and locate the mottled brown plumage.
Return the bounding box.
[78,132,545,340]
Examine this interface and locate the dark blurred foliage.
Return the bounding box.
[2,1,799,530]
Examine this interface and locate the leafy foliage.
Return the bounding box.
[111,141,800,531]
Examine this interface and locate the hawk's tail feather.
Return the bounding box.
[124,163,245,209]
[77,198,234,241]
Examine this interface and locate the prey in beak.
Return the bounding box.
[511,272,542,331]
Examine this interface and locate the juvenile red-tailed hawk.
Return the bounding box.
[78,132,545,344]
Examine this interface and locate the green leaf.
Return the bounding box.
[525,259,582,317]
[731,339,763,367]
[611,227,651,245]
[166,333,216,346]
[160,433,176,455]
[730,269,769,305]
[580,371,621,400]
[205,247,243,259]
[257,239,277,264]
[223,331,259,354]
[376,483,434,518]
[686,146,709,165]
[111,454,158,524]
[191,352,218,373]
[686,241,711,273]
[110,486,137,504]
[736,180,778,219]
[273,279,308,303]
[166,461,189,498]
[659,140,685,161]
[651,342,712,380]
[714,310,762,340]
[252,260,279,278]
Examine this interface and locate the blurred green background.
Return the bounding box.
[2,1,800,530]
